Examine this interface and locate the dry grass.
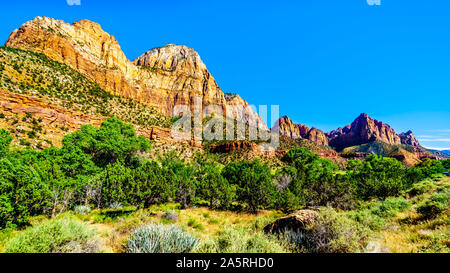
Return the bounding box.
[75,205,283,253]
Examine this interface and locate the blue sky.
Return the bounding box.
[1,0,449,150]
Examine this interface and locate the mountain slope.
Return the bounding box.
[0,46,172,148]
[0,46,170,127]
[5,17,266,129]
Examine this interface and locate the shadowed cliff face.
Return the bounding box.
[5,16,267,130]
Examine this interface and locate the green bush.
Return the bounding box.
[5,217,99,253]
[352,155,406,200]
[347,209,387,231]
[126,224,197,253]
[417,201,446,218]
[347,198,410,230]
[196,226,288,253]
[187,217,205,231]
[407,179,435,196]
[366,197,411,218]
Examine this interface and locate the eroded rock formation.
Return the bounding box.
[5,17,267,130]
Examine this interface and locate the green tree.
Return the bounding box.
[198,164,235,209]
[415,158,445,178]
[62,118,151,168]
[222,160,275,214]
[0,158,51,228]
[100,161,133,207]
[352,154,405,200]
[0,129,12,157]
[442,159,450,171]
[133,161,174,207]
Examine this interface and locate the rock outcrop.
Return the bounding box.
[209,140,260,154]
[273,116,328,146]
[5,17,267,130]
[399,130,420,147]
[0,88,202,148]
[264,209,319,234]
[326,113,420,151]
[0,88,104,147]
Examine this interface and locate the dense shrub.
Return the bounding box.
[62,118,151,168]
[196,226,288,253]
[414,159,445,179]
[417,201,446,218]
[279,148,357,210]
[198,165,235,210]
[350,155,406,200]
[364,197,411,218]
[222,160,275,213]
[126,224,197,253]
[407,179,435,196]
[442,159,450,171]
[0,157,52,228]
[5,217,99,253]
[0,129,12,157]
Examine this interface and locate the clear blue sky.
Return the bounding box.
[1,0,450,150]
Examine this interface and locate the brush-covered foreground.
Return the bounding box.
[1,176,448,253]
[0,118,448,253]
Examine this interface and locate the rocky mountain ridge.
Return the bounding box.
[274,113,421,151]
[326,113,420,151]
[5,17,267,130]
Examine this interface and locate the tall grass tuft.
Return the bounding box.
[126,224,197,253]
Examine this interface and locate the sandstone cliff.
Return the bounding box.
[5,17,267,130]
[272,116,328,146]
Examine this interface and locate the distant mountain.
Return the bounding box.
[326,113,420,151]
[425,149,450,159]
[273,113,421,152]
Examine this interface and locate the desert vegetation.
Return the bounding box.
[0,117,448,253]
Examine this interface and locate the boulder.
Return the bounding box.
[264,209,319,234]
